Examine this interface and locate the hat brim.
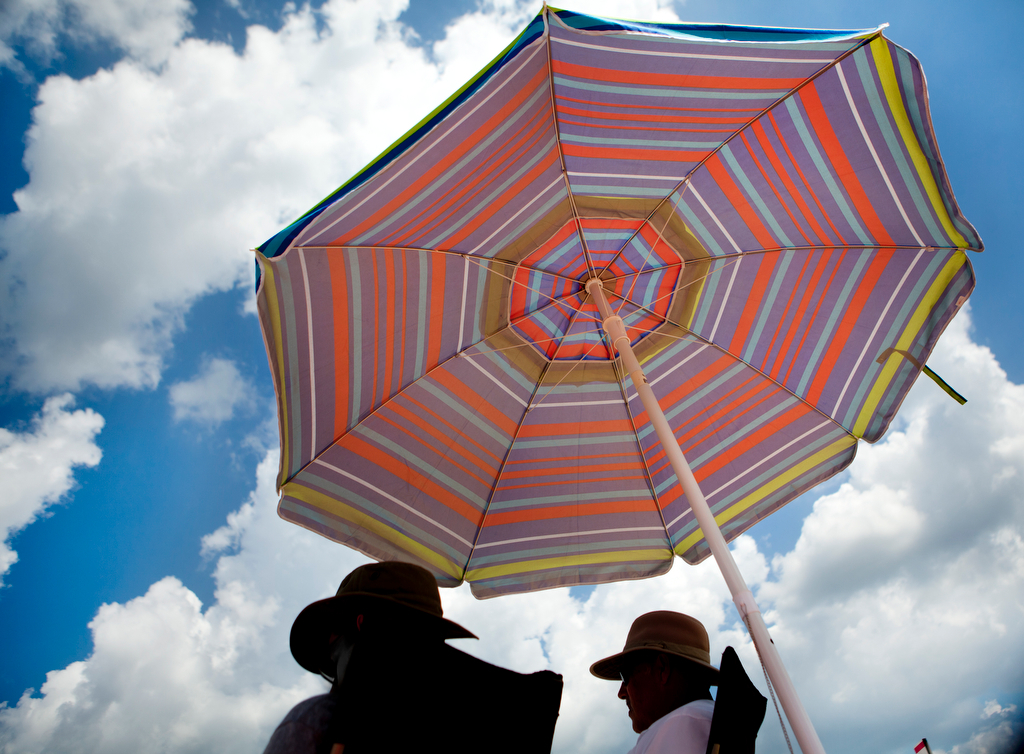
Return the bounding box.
[290,591,477,675]
[590,647,720,683]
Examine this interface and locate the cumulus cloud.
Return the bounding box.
[2,311,1023,754]
[0,394,103,584]
[0,0,192,71]
[169,356,255,425]
[0,0,685,395]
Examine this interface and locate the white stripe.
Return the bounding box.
[314,459,474,547]
[304,42,547,245]
[690,185,742,343]
[831,248,925,416]
[647,343,709,389]
[531,399,623,408]
[464,355,529,407]
[568,171,684,181]
[836,64,924,246]
[475,525,666,549]
[551,35,834,65]
[467,175,564,255]
[702,419,832,501]
[298,249,316,462]
[667,507,692,528]
[458,256,469,352]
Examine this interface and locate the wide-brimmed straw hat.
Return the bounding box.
[590,610,719,682]
[290,561,476,675]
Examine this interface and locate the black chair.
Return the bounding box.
[705,647,767,754]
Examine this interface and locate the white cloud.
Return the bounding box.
[0,0,192,70]
[0,394,103,584]
[0,0,685,394]
[169,356,254,425]
[3,313,1023,754]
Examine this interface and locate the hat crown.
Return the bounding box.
[623,610,711,666]
[338,561,444,617]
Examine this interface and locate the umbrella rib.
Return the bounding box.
[594,30,885,293]
[601,287,855,436]
[541,5,597,280]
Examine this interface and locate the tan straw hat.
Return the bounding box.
[290,561,476,675]
[590,610,719,681]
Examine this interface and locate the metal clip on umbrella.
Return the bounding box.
[588,277,823,754]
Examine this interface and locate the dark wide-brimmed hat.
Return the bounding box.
[290,561,477,675]
[590,610,719,682]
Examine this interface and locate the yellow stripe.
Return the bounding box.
[285,482,464,581]
[851,251,966,436]
[870,38,967,248]
[257,252,291,487]
[465,548,672,582]
[674,435,856,554]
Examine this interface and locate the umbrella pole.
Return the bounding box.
[587,279,825,754]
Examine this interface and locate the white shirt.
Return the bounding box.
[626,699,715,754]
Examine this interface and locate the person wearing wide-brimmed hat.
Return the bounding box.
[262,560,476,754]
[591,611,719,754]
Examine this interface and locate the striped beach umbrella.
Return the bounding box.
[254,8,981,751]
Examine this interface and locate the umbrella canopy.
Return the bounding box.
[255,8,981,601]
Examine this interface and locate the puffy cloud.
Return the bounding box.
[0,0,685,394]
[0,0,192,71]
[169,356,255,425]
[0,394,103,584]
[4,312,1023,754]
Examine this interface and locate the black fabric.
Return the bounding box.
[327,639,563,754]
[704,647,767,754]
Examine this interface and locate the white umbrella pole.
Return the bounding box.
[587,279,825,754]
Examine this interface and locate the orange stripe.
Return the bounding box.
[441,147,560,249]
[370,252,380,406]
[516,419,634,438]
[346,435,483,525]
[500,460,644,480]
[562,143,706,163]
[388,400,498,480]
[801,83,894,245]
[484,499,653,527]
[560,117,735,134]
[706,156,776,248]
[761,251,814,376]
[382,252,395,400]
[375,411,494,490]
[552,60,803,91]
[693,403,813,481]
[805,249,894,404]
[728,250,779,356]
[405,394,503,465]
[752,120,832,245]
[336,67,549,245]
[556,94,762,114]
[558,104,751,124]
[328,250,350,435]
[411,118,553,248]
[768,111,843,243]
[739,131,814,247]
[497,474,647,492]
[425,254,445,369]
[384,106,550,247]
[432,369,520,437]
[782,249,847,385]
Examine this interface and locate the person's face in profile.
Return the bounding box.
[617,657,662,733]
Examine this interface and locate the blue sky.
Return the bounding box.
[0,1,1022,753]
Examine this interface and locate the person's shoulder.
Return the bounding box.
[279,693,336,724]
[631,700,714,754]
[262,694,336,754]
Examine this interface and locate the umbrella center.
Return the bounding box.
[507,217,684,361]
